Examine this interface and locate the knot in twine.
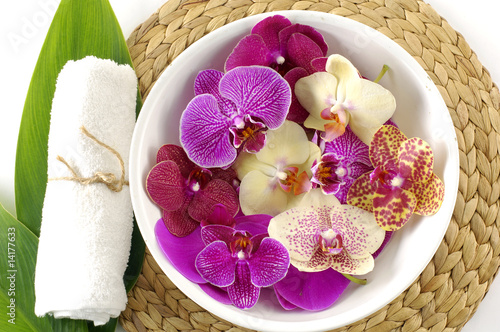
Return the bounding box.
[50,126,129,192]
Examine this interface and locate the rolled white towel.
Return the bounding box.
[34,56,138,326]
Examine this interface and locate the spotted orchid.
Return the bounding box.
[295,54,396,144]
[347,125,445,231]
[268,195,385,275]
[233,121,321,216]
[146,144,239,237]
[225,15,328,74]
[180,66,291,168]
[311,126,373,203]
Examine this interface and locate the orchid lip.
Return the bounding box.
[316,229,343,255]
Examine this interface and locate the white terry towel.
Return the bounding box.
[34,56,137,326]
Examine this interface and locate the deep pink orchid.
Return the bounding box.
[146,144,239,237]
[180,66,291,168]
[347,125,445,231]
[225,15,328,74]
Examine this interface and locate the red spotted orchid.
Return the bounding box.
[180,66,291,168]
[295,54,396,144]
[347,125,445,231]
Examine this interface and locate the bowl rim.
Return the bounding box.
[129,10,459,331]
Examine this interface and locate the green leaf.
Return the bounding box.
[14,0,146,330]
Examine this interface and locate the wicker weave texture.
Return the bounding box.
[120,0,500,331]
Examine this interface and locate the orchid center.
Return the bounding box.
[369,165,403,189]
[317,229,343,255]
[229,231,253,259]
[277,166,311,195]
[187,167,212,192]
[229,115,267,153]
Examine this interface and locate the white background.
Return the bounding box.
[1,1,499,331]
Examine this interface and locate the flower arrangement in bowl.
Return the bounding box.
[130,10,459,332]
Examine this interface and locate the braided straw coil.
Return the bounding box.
[120,0,500,331]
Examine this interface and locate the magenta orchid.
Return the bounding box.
[347,125,445,231]
[269,199,385,275]
[311,126,373,203]
[180,66,291,168]
[225,15,328,74]
[146,144,239,237]
[155,206,289,309]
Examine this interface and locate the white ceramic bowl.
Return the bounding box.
[130,10,459,332]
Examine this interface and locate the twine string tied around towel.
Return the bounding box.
[50,126,129,192]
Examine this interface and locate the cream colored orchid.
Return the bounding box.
[295,54,396,145]
[268,191,385,275]
[233,121,321,216]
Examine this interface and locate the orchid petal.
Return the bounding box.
[146,160,186,211]
[311,57,328,72]
[274,265,349,311]
[234,214,271,235]
[373,231,393,259]
[325,126,371,166]
[346,172,376,212]
[330,205,385,258]
[325,54,360,93]
[155,221,206,283]
[224,34,272,72]
[227,261,260,309]
[373,187,417,231]
[286,33,324,74]
[330,250,375,275]
[295,72,338,125]
[188,179,239,223]
[279,24,328,58]
[196,241,237,287]
[369,125,407,168]
[248,238,290,287]
[287,188,341,210]
[199,283,232,305]
[239,170,287,216]
[201,204,236,228]
[284,67,309,123]
[233,152,275,180]
[156,144,195,177]
[398,137,434,183]
[344,79,397,145]
[162,200,199,237]
[220,66,291,129]
[194,69,236,116]
[269,206,331,262]
[303,113,332,132]
[180,94,235,168]
[252,15,291,54]
[274,289,298,310]
[256,120,311,166]
[411,173,445,215]
[291,250,332,272]
[201,224,236,246]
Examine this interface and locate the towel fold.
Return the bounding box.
[34,56,138,326]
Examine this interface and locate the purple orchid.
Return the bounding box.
[311,126,373,204]
[196,225,290,309]
[155,206,289,309]
[180,66,291,168]
[225,15,328,74]
[146,144,239,237]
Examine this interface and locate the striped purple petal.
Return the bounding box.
[180,94,235,168]
[252,15,291,54]
[224,34,271,72]
[196,241,237,287]
[194,69,237,117]
[219,66,291,129]
[227,261,260,309]
[248,238,290,287]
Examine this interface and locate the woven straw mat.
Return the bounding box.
[119,0,500,331]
